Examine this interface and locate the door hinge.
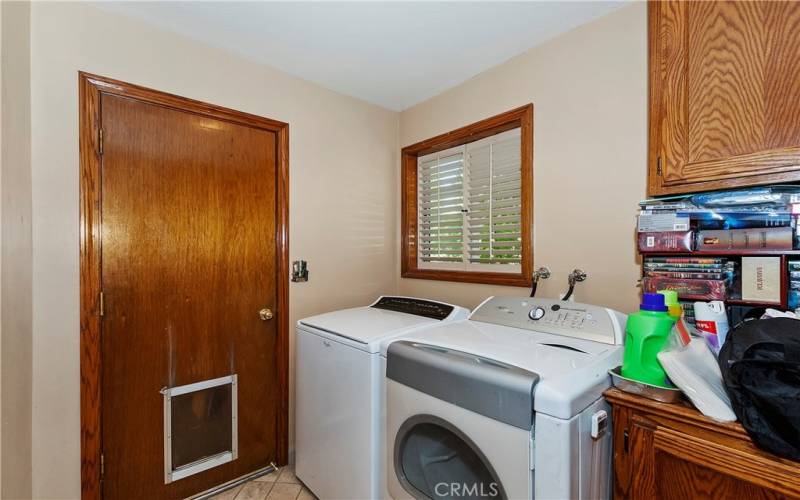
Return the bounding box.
[656,156,663,176]
[100,453,105,478]
[98,128,104,156]
[99,291,105,317]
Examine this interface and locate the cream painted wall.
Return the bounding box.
[29,3,398,498]
[398,3,647,314]
[1,1,34,498]
[19,2,647,497]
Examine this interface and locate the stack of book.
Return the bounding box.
[637,186,800,253]
[642,257,733,301]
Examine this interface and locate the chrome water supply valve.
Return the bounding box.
[569,269,587,286]
[562,269,588,301]
[533,266,551,282]
[529,266,551,297]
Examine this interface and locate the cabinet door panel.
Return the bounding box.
[650,1,800,195]
[654,427,800,499]
[655,452,787,500]
[764,2,800,150]
[613,408,658,500]
[657,0,688,185]
[686,1,766,164]
[611,406,633,499]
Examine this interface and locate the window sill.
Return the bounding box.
[401,268,531,287]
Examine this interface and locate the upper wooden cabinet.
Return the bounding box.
[648,1,800,195]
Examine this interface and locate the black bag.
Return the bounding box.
[718,318,800,461]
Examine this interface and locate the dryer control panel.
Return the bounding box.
[469,297,626,345]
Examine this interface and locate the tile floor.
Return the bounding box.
[210,466,317,500]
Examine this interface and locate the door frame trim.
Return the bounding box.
[79,72,290,500]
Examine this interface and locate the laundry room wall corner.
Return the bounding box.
[1,1,34,498]
[397,3,647,314]
[29,3,398,497]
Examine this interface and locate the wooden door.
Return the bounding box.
[648,1,800,195]
[79,74,289,500]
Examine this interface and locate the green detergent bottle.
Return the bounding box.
[622,293,676,387]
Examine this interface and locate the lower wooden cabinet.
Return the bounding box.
[604,388,800,499]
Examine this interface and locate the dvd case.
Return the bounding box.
[642,276,727,301]
[644,271,729,280]
[790,291,800,310]
[644,257,727,264]
[791,259,800,310]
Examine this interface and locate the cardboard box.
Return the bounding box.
[741,257,781,304]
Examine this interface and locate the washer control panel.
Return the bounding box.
[470,296,626,345]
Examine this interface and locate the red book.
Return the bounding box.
[638,231,694,252]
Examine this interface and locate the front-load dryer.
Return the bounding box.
[382,296,626,499]
[295,296,469,500]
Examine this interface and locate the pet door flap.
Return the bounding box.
[162,375,238,483]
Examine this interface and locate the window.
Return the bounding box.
[418,129,522,269]
[401,105,533,286]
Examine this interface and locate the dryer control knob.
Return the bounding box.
[528,307,546,320]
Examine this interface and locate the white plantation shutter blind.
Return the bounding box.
[418,148,465,263]
[417,128,522,271]
[466,128,522,265]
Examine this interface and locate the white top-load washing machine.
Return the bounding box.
[382,296,626,500]
[295,296,469,500]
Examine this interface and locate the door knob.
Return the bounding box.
[259,308,274,321]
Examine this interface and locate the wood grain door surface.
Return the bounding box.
[100,93,279,499]
[607,389,800,500]
[611,405,658,500]
[653,428,793,500]
[649,0,800,195]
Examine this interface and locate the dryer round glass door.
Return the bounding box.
[394,415,505,500]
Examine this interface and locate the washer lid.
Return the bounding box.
[298,296,469,353]
[381,320,622,419]
[387,340,539,430]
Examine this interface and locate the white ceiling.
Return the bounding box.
[96,1,627,111]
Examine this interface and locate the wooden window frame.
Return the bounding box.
[401,104,533,287]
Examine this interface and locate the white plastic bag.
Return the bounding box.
[658,337,737,422]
